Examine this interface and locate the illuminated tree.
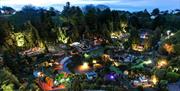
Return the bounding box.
[1,83,14,91]
[121,22,128,33]
[0,68,20,90]
[10,32,25,47]
[120,14,128,32]
[57,28,69,44]
[15,32,25,47]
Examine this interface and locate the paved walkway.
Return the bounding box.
[60,56,72,73]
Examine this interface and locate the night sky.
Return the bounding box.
[0,0,180,11]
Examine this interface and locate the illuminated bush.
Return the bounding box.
[1,83,14,91]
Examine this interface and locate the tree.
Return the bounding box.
[84,5,98,33]
[111,10,120,31]
[129,27,139,46]
[23,21,36,48]
[0,68,21,90]
[1,6,15,14]
[129,15,141,29]
[49,7,56,16]
[72,79,82,91]
[155,69,167,80]
[152,27,161,47]
[21,5,36,12]
[0,28,7,46]
[173,44,180,55]
[151,8,160,16]
[61,2,84,40]
[39,8,55,41]
[56,28,69,44]
[61,2,71,22]
[165,72,180,82]
[0,18,15,50]
[120,14,128,32]
[152,15,166,29]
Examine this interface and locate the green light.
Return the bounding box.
[60,79,65,83]
[84,53,90,59]
[66,78,70,81]
[143,59,152,65]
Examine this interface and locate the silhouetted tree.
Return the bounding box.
[152,8,160,15]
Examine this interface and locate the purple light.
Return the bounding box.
[110,75,114,79]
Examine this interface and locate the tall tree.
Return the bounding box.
[129,15,141,29]
[151,8,160,16]
[85,5,97,32]
[1,6,15,14]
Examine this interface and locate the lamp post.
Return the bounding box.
[110,75,115,91]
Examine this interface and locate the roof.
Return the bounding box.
[86,71,97,75]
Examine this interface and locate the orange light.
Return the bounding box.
[163,43,174,54]
[157,59,168,68]
[151,75,158,85]
[58,84,65,89]
[102,54,110,61]
[132,44,144,52]
[93,63,102,69]
[78,62,90,71]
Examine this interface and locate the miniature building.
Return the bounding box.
[85,71,97,80]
